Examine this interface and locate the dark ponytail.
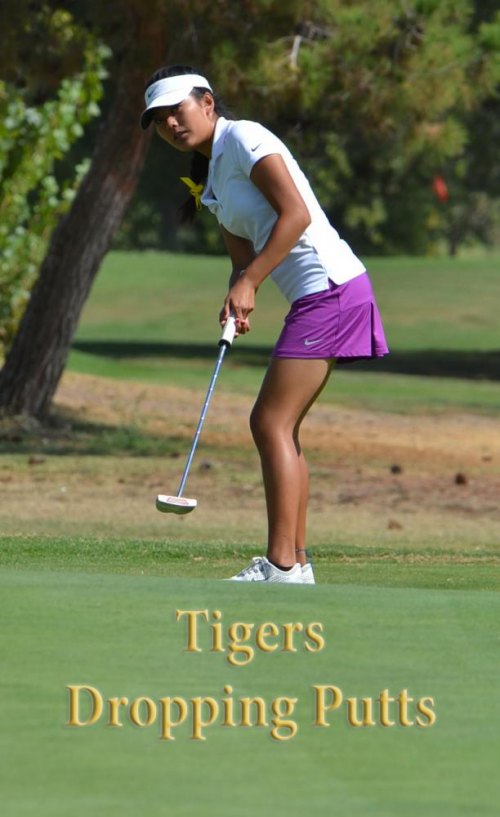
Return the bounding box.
[145,64,233,225]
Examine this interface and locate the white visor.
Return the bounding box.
[141,74,213,128]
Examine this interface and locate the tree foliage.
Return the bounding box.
[0,0,165,419]
[0,0,499,422]
[117,0,500,256]
[212,0,500,253]
[433,7,500,254]
[0,8,108,354]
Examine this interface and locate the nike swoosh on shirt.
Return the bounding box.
[304,339,323,346]
[251,144,262,152]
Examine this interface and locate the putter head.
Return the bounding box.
[156,494,197,515]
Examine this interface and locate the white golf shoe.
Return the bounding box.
[228,557,303,583]
[301,562,315,585]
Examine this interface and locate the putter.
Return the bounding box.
[156,316,237,515]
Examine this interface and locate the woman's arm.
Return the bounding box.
[247,154,311,285]
[219,227,255,333]
[222,154,311,329]
[220,226,256,288]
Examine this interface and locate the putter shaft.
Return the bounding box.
[177,341,228,497]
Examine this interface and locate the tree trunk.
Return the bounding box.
[0,50,157,419]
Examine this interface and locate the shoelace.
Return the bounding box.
[236,557,267,578]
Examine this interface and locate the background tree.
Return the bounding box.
[0,11,108,354]
[0,0,168,419]
[432,3,500,254]
[0,0,307,420]
[117,0,500,257]
[1,0,499,421]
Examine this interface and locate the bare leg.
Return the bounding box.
[250,357,335,567]
[294,449,309,565]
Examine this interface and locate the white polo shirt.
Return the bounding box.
[201,117,366,304]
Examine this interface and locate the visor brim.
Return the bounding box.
[140,88,194,129]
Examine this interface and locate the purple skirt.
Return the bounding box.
[272,272,389,362]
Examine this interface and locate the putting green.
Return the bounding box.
[1,568,498,816]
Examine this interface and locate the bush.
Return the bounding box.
[0,36,109,355]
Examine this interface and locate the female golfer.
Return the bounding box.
[141,65,389,584]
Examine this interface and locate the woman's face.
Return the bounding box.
[153,92,217,157]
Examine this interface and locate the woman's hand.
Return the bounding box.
[219,272,256,335]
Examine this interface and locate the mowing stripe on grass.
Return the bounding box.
[1,535,499,590]
[1,568,499,816]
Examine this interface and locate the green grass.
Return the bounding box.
[1,536,499,590]
[77,251,500,350]
[70,251,500,414]
[67,348,500,414]
[3,251,500,814]
[1,562,499,816]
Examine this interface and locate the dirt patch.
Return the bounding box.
[55,371,500,462]
[1,371,499,550]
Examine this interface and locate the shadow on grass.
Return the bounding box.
[3,343,498,456]
[0,410,190,457]
[73,340,271,367]
[73,340,500,381]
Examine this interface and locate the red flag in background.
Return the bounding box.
[432,175,449,203]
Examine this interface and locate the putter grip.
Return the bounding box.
[219,315,237,346]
